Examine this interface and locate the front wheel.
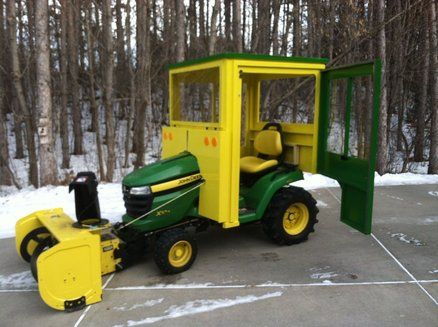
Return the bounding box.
[262,187,319,245]
[153,229,197,274]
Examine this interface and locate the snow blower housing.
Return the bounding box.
[15,172,123,311]
[15,53,381,311]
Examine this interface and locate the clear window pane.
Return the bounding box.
[259,76,315,124]
[172,67,220,123]
[349,76,373,159]
[327,78,347,154]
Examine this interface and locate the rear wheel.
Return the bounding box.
[153,229,197,274]
[19,227,51,262]
[262,187,318,245]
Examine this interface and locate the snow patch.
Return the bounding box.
[428,269,438,274]
[290,172,438,191]
[116,292,283,326]
[322,280,334,285]
[309,266,339,280]
[386,194,403,201]
[390,233,425,246]
[374,172,438,186]
[0,271,36,289]
[291,173,339,190]
[428,191,438,197]
[316,200,328,208]
[424,217,438,224]
[0,183,124,239]
[113,299,164,311]
[310,272,339,279]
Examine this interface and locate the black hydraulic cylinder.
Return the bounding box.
[69,172,101,225]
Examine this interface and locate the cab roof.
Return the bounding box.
[168,53,329,70]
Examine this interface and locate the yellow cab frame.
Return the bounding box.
[162,53,381,235]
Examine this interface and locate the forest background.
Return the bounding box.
[0,0,436,189]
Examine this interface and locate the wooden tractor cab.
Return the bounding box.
[162,53,381,235]
[15,53,381,311]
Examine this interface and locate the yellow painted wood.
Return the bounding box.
[161,127,188,158]
[166,56,326,228]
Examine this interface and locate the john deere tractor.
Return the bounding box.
[15,53,381,311]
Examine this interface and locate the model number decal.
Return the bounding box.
[178,174,201,185]
[156,210,171,216]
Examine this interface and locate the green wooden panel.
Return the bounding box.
[168,53,329,70]
[317,61,381,234]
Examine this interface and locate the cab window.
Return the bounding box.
[171,67,220,124]
[259,76,316,124]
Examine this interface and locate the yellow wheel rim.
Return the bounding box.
[283,203,310,235]
[168,241,192,268]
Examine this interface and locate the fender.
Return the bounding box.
[244,169,304,220]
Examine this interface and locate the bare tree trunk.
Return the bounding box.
[281,1,293,56]
[175,0,185,62]
[67,0,83,155]
[224,0,231,47]
[124,0,135,169]
[208,0,220,55]
[188,0,197,56]
[102,0,115,181]
[115,0,128,108]
[35,0,57,186]
[429,1,438,174]
[134,0,151,169]
[12,107,24,158]
[414,23,429,162]
[85,2,105,180]
[395,0,404,151]
[233,0,243,52]
[0,94,11,186]
[292,0,301,56]
[271,0,281,55]
[0,0,11,185]
[376,0,388,174]
[257,0,270,54]
[199,0,206,50]
[7,0,38,187]
[59,0,70,169]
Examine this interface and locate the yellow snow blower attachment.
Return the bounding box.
[15,173,122,311]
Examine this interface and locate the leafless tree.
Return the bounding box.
[35,0,58,186]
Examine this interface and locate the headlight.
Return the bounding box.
[129,185,151,196]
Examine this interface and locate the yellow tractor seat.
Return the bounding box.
[240,156,278,173]
[240,126,283,174]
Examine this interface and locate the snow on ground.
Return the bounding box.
[0,183,124,239]
[114,292,283,326]
[0,271,36,289]
[113,299,164,312]
[1,172,437,239]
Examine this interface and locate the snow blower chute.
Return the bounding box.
[15,172,123,311]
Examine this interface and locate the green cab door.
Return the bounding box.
[317,61,381,234]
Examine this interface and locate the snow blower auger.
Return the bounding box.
[15,172,123,311]
[15,54,381,312]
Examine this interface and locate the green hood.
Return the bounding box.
[122,152,199,187]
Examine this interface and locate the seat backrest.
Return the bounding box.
[254,130,282,156]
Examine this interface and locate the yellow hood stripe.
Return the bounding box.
[150,173,202,193]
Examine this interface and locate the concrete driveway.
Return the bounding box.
[1,184,437,326]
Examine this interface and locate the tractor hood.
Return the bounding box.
[122,151,199,188]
